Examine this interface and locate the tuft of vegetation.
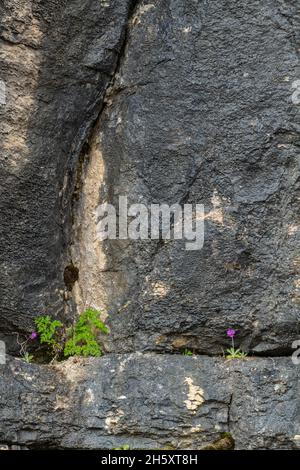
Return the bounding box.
[34,315,64,358]
[225,347,248,360]
[23,352,34,363]
[225,328,247,360]
[64,308,109,358]
[30,309,108,362]
[114,445,130,450]
[182,349,193,356]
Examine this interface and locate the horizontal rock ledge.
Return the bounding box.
[0,353,299,450]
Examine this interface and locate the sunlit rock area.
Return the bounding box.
[0,0,299,450]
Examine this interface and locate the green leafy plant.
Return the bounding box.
[31,309,109,362]
[225,328,248,360]
[34,315,64,358]
[23,352,34,363]
[225,347,248,359]
[64,308,109,358]
[182,348,193,356]
[15,331,38,363]
[114,445,130,450]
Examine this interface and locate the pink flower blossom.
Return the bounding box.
[226,328,236,338]
[29,332,38,340]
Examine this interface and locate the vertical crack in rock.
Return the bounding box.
[227,393,233,434]
[67,0,142,320]
[1,0,300,452]
[0,0,144,351]
[274,3,300,59]
[102,0,300,355]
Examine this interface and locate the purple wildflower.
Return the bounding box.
[29,332,38,340]
[226,328,236,338]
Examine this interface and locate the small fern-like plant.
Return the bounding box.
[64,308,109,358]
[34,315,64,358]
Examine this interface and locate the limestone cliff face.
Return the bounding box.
[0,355,300,450]
[0,0,136,351]
[0,0,300,449]
[75,0,300,357]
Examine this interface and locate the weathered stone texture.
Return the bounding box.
[0,0,135,351]
[1,0,299,354]
[71,0,300,356]
[0,355,299,450]
[1,0,300,451]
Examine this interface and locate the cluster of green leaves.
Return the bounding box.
[64,308,109,358]
[23,352,34,363]
[34,315,63,356]
[182,349,193,356]
[33,309,108,361]
[225,347,248,360]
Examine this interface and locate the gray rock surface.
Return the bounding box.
[0,354,299,450]
[0,0,136,352]
[0,0,299,354]
[72,0,300,356]
[1,0,300,451]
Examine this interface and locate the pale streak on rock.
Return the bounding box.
[184,377,205,412]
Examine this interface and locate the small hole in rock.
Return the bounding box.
[64,263,79,291]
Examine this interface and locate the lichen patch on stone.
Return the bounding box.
[184,377,205,412]
[105,409,124,433]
